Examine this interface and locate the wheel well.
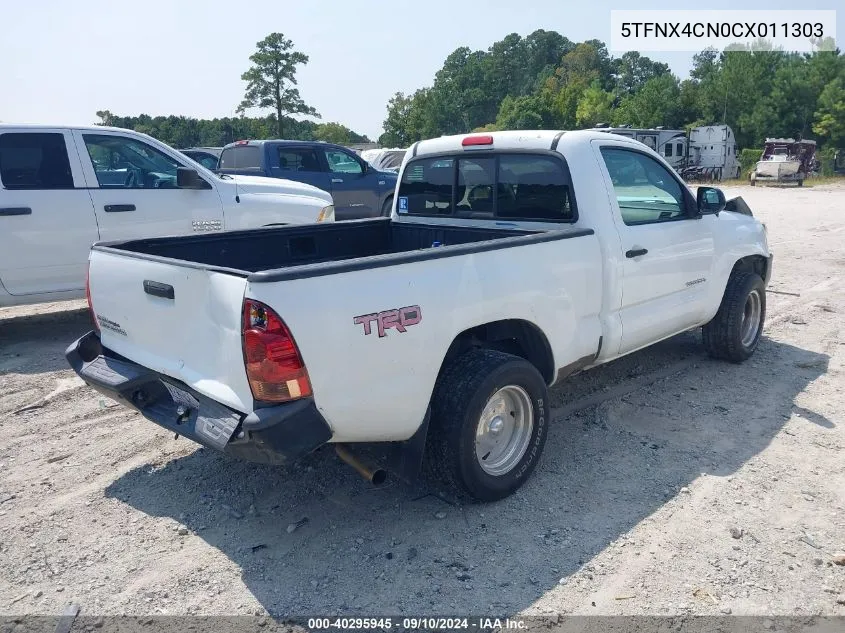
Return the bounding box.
[731,255,767,280]
[440,319,555,384]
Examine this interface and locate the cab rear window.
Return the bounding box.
[397,153,575,222]
[219,145,262,169]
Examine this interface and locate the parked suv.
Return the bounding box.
[217,140,398,220]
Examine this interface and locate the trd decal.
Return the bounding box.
[354,305,422,338]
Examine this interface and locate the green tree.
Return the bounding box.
[495,95,548,129]
[813,76,845,146]
[95,110,116,126]
[576,80,614,127]
[313,122,353,145]
[237,33,319,138]
[613,51,670,94]
[612,74,682,128]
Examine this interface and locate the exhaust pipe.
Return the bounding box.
[335,444,387,486]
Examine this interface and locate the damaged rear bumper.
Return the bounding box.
[65,331,332,465]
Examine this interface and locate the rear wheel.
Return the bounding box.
[381,195,394,217]
[426,349,549,502]
[703,272,766,363]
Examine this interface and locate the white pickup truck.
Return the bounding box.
[67,130,772,501]
[0,125,334,307]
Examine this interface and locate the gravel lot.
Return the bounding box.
[1,183,844,619]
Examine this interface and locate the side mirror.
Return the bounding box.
[177,167,206,189]
[697,186,726,214]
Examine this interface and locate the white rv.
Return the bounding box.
[590,126,688,170]
[687,125,741,180]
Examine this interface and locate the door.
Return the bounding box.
[322,148,379,220]
[597,145,715,355]
[0,129,99,296]
[73,131,224,242]
[271,145,331,192]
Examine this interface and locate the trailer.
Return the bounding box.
[590,126,688,171]
[751,139,819,186]
[685,125,742,181]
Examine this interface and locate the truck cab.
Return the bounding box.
[217,140,398,220]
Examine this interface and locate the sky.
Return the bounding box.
[0,0,841,141]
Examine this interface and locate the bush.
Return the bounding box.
[739,148,762,178]
[817,146,837,176]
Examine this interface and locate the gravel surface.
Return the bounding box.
[1,183,843,618]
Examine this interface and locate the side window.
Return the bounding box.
[676,142,684,156]
[600,148,687,225]
[196,154,219,170]
[83,134,181,189]
[0,133,74,190]
[279,148,323,172]
[398,157,454,215]
[497,155,574,221]
[325,149,362,174]
[664,144,674,157]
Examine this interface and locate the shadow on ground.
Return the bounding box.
[0,307,91,374]
[105,332,829,616]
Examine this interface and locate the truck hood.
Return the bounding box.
[226,174,333,204]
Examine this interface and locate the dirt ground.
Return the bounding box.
[1,182,844,619]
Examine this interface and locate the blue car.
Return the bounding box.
[217,140,398,220]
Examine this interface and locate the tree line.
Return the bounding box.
[94,110,370,149]
[378,30,845,153]
[96,33,370,148]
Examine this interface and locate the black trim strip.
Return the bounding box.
[550,131,566,151]
[0,207,32,216]
[92,246,251,278]
[104,204,136,213]
[248,227,594,283]
[410,141,420,158]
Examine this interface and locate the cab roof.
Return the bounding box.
[410,130,636,158]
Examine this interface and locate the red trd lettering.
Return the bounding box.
[354,305,423,337]
[353,313,378,335]
[377,309,401,337]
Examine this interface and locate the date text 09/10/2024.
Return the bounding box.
[306,617,527,630]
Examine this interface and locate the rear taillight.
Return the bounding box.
[242,299,312,403]
[86,263,99,332]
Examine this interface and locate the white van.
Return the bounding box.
[0,125,334,307]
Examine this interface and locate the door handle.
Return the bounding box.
[143,280,175,300]
[331,178,344,183]
[104,204,136,213]
[625,248,648,258]
[0,207,32,216]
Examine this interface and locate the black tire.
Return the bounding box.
[797,179,804,187]
[702,272,766,363]
[426,348,549,502]
[381,195,394,217]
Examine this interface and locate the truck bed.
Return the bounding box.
[94,218,592,282]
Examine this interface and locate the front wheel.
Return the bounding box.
[426,349,549,502]
[702,272,766,363]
